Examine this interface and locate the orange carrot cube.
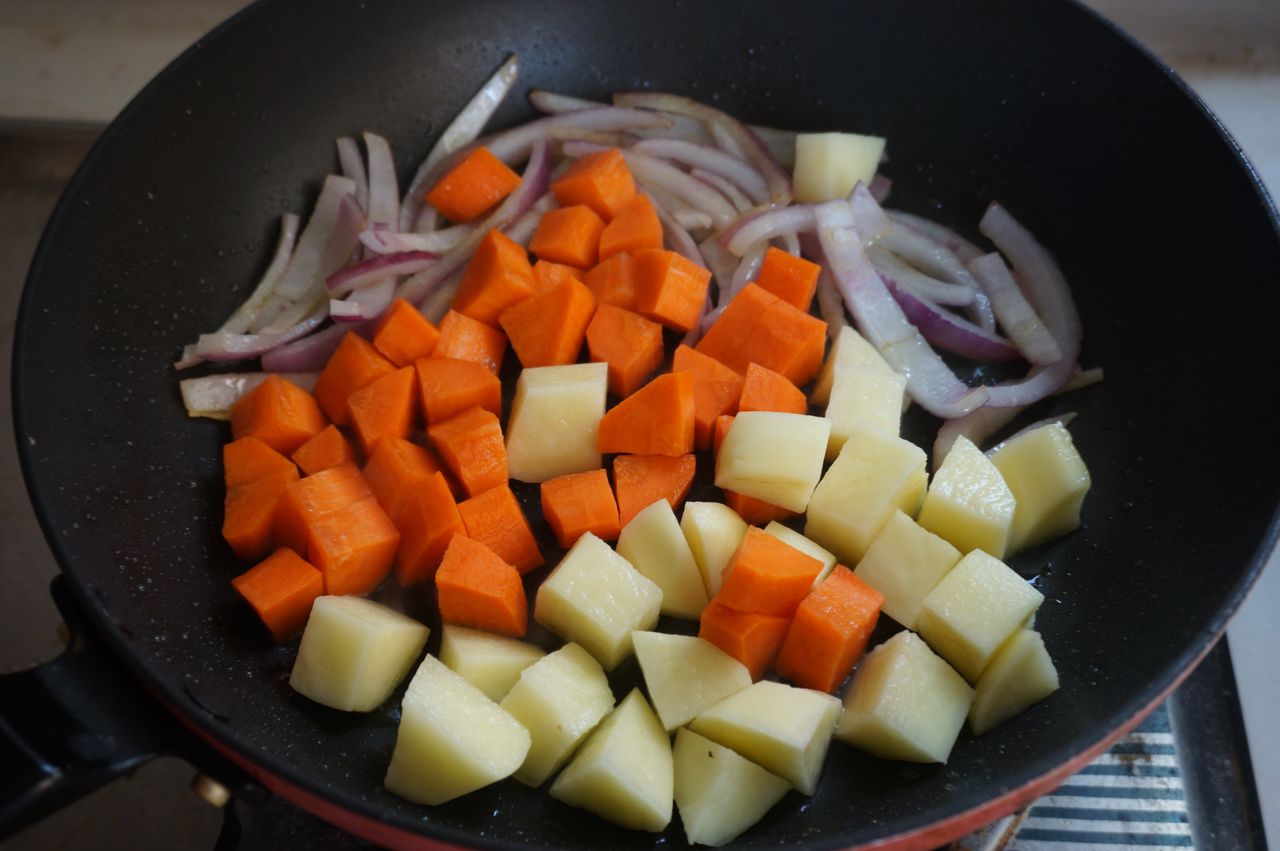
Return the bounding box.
[347,365,418,456]
[425,147,522,223]
[372,298,441,366]
[540,469,621,548]
[551,148,636,221]
[222,467,299,560]
[598,194,662,261]
[307,496,400,596]
[698,598,791,681]
[499,277,597,368]
[531,260,583,291]
[313,332,396,425]
[434,309,508,374]
[415,356,501,425]
[290,424,356,476]
[738,362,809,414]
[754,246,821,311]
[224,435,297,489]
[231,548,324,642]
[597,372,695,456]
[585,304,664,398]
[582,251,637,311]
[427,406,508,498]
[458,484,544,574]
[231,374,328,455]
[673,344,745,450]
[273,463,372,556]
[394,470,465,587]
[435,535,528,637]
[632,248,712,331]
[529,204,606,269]
[452,229,537,327]
[613,454,697,528]
[774,566,884,693]
[363,437,442,526]
[718,527,824,617]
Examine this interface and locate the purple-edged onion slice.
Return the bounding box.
[326,250,437,295]
[336,137,369,213]
[887,210,985,262]
[648,191,705,268]
[723,205,817,256]
[690,168,753,213]
[869,246,975,306]
[363,132,399,234]
[331,277,395,322]
[886,280,1019,362]
[631,138,769,205]
[968,252,1063,365]
[359,224,472,255]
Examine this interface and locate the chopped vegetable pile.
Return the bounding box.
[179,54,1100,847]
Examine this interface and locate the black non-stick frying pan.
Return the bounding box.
[8,0,1280,848]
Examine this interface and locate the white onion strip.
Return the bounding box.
[868,246,975,306]
[359,224,472,255]
[690,168,753,213]
[724,205,816,256]
[179,371,319,420]
[363,132,399,234]
[887,210,985,262]
[336,137,369,213]
[968,252,1064,365]
[254,176,361,310]
[326,251,437,295]
[631,138,769,205]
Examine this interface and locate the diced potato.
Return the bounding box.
[763,521,837,587]
[918,436,1016,558]
[835,630,973,763]
[534,532,662,670]
[810,325,896,406]
[853,510,961,629]
[715,412,831,512]
[549,689,673,833]
[916,550,1044,682]
[632,632,752,731]
[617,500,709,620]
[689,680,841,795]
[793,132,887,204]
[988,421,1091,552]
[673,728,791,847]
[681,501,749,598]
[814,326,907,459]
[804,422,927,564]
[384,655,530,805]
[439,624,546,702]
[289,596,429,712]
[969,629,1060,735]
[500,642,615,786]
[506,362,608,483]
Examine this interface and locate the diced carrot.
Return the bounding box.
[531,260,583,292]
[774,566,885,693]
[597,194,662,261]
[393,470,465,586]
[718,527,824,617]
[415,357,501,425]
[613,454,697,528]
[348,365,418,456]
[696,284,826,384]
[230,374,328,455]
[427,406,508,498]
[290,424,356,476]
[698,598,791,681]
[307,496,400,596]
[363,437,442,527]
[712,413,735,456]
[597,372,695,456]
[425,147,522,223]
[457,484,543,574]
[313,333,396,426]
[434,309,508,374]
[754,246,821,311]
[551,148,636,221]
[231,548,324,642]
[725,489,798,525]
[693,283,778,374]
[582,251,637,311]
[540,469,621,548]
[632,248,712,331]
[224,436,296,489]
[223,467,299,560]
[738,362,809,414]
[452,229,537,327]
[529,204,606,269]
[499,277,597,368]
[435,535,527,637]
[273,463,372,556]
[585,304,664,398]
[373,298,441,367]
[673,345,745,450]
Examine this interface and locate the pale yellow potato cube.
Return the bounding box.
[384,655,530,805]
[853,510,962,629]
[916,550,1044,682]
[835,631,973,763]
[506,362,608,483]
[632,632,751,731]
[681,501,749,598]
[549,689,673,833]
[500,642,615,786]
[689,680,841,795]
[969,629,1060,735]
[673,728,791,847]
[918,436,1017,558]
[289,596,429,712]
[617,500,709,620]
[715,412,831,512]
[764,521,837,586]
[988,421,1091,552]
[534,532,662,670]
[793,132,887,203]
[811,325,896,406]
[438,624,545,702]
[825,365,908,460]
[804,422,928,564]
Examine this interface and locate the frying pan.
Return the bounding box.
[8,0,1280,848]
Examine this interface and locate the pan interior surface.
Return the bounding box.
[13,0,1280,848]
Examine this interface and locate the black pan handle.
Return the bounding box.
[0,576,256,840]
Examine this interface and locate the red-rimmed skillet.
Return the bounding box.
[6,0,1280,848]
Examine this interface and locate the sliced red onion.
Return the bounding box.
[674,209,713,232]
[194,308,325,362]
[363,132,399,234]
[816,199,987,418]
[420,266,467,324]
[326,250,437,294]
[331,277,395,322]
[174,212,300,369]
[848,182,893,242]
[815,267,848,338]
[648,191,705,267]
[528,90,601,114]
[966,288,998,334]
[400,54,519,231]
[887,210,984,262]
[261,317,376,372]
[723,205,816,256]
[336,137,369,213]
[868,174,893,204]
[472,107,671,174]
[779,231,801,256]
[503,193,556,246]
[690,168,753,213]
[613,92,792,205]
[179,371,319,419]
[748,124,797,171]
[968,252,1063,365]
[544,127,627,147]
[879,222,981,291]
[699,234,738,297]
[886,280,1019,362]
[359,224,472,255]
[708,120,748,160]
[726,243,766,303]
[563,144,737,230]
[869,246,976,306]
[631,138,769,205]
[256,178,362,310]
[397,140,550,307]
